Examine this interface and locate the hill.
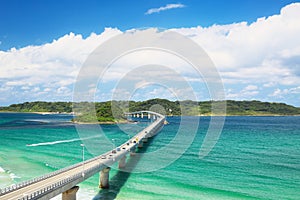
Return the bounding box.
[1,99,299,123]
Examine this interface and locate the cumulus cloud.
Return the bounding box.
[0,28,121,80]
[171,3,300,105]
[174,3,300,85]
[145,3,185,15]
[226,85,259,100]
[0,28,121,104]
[1,3,300,106]
[270,86,300,98]
[244,85,258,91]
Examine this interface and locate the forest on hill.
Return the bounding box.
[1,99,299,123]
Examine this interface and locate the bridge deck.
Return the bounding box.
[0,111,165,200]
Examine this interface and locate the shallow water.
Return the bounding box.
[0,113,299,199]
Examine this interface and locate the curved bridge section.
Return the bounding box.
[0,111,165,200]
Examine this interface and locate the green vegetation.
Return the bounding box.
[72,101,125,123]
[0,101,73,113]
[199,100,300,116]
[1,99,300,123]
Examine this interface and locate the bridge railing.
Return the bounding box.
[0,144,134,196]
[0,160,84,196]
[0,111,164,197]
[0,133,129,196]
[17,161,107,200]
[0,143,115,197]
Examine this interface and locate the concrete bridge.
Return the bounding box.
[0,111,165,200]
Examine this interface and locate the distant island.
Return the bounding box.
[0,99,299,123]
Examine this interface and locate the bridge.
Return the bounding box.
[0,111,165,200]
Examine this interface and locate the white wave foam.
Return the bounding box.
[0,166,5,173]
[26,136,101,147]
[0,168,22,181]
[9,173,20,179]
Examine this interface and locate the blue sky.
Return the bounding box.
[1,0,297,50]
[1,0,300,107]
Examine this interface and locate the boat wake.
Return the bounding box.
[26,136,101,147]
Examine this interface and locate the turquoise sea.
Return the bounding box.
[0,113,299,199]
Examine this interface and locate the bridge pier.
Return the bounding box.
[118,155,126,168]
[130,146,136,156]
[0,111,166,200]
[138,141,143,148]
[62,186,79,200]
[99,167,111,189]
[142,138,148,143]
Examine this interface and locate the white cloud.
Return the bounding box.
[270,88,285,98]
[5,81,25,86]
[173,3,300,87]
[130,86,179,101]
[1,3,300,106]
[263,82,276,88]
[0,28,122,104]
[290,86,300,94]
[0,28,121,80]
[43,88,52,92]
[244,85,258,91]
[145,3,185,15]
[0,86,11,92]
[21,86,30,90]
[270,86,300,98]
[226,85,259,100]
[57,86,70,94]
[32,87,40,92]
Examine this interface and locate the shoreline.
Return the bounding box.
[0,111,299,126]
[72,120,129,125]
[1,110,299,117]
[0,111,74,115]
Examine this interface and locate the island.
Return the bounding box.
[0,99,299,123]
